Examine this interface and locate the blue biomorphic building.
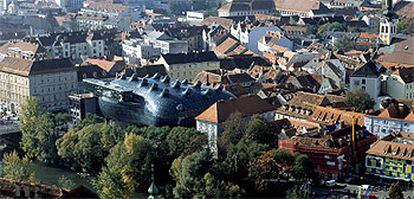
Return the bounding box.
[83,73,234,126]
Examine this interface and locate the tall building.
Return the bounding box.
[379,0,399,45]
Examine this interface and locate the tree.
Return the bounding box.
[286,185,309,199]
[72,114,105,131]
[218,112,246,154]
[171,150,211,198]
[58,175,75,190]
[1,151,35,182]
[19,97,58,164]
[291,153,314,182]
[344,89,375,112]
[397,18,414,34]
[166,127,205,157]
[248,150,278,192]
[333,35,357,52]
[94,134,154,199]
[245,115,276,146]
[56,121,124,173]
[274,149,294,178]
[388,182,404,199]
[317,22,346,36]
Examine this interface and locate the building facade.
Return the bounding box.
[0,57,77,112]
[386,68,414,99]
[365,132,414,182]
[349,61,381,99]
[156,52,220,81]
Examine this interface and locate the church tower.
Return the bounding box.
[378,0,398,45]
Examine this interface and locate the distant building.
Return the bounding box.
[0,57,77,112]
[230,22,285,55]
[0,0,12,15]
[319,0,359,9]
[218,0,275,17]
[365,132,414,182]
[24,31,114,64]
[274,0,333,18]
[155,52,220,81]
[55,0,85,12]
[122,31,188,65]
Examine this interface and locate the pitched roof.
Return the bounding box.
[82,58,124,73]
[214,35,253,57]
[393,67,414,84]
[274,0,331,14]
[366,140,414,161]
[377,38,414,68]
[0,41,40,58]
[351,60,380,77]
[195,95,276,123]
[162,52,219,65]
[0,57,75,77]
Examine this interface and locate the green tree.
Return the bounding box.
[58,175,75,190]
[274,149,294,178]
[73,114,105,131]
[397,18,414,34]
[171,150,211,198]
[292,153,314,182]
[388,182,404,199]
[94,134,154,199]
[317,22,346,36]
[344,89,375,112]
[19,97,58,164]
[1,151,35,182]
[218,112,246,154]
[166,127,205,157]
[202,172,245,198]
[333,35,357,52]
[56,121,124,173]
[286,185,309,199]
[245,115,276,146]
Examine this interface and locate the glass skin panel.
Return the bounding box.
[87,77,234,126]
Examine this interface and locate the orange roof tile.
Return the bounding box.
[195,95,276,123]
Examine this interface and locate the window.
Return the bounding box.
[362,79,366,84]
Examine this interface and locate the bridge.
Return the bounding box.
[0,121,20,135]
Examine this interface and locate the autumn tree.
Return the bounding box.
[94,134,154,199]
[248,149,278,192]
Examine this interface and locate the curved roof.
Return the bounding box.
[84,74,235,125]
